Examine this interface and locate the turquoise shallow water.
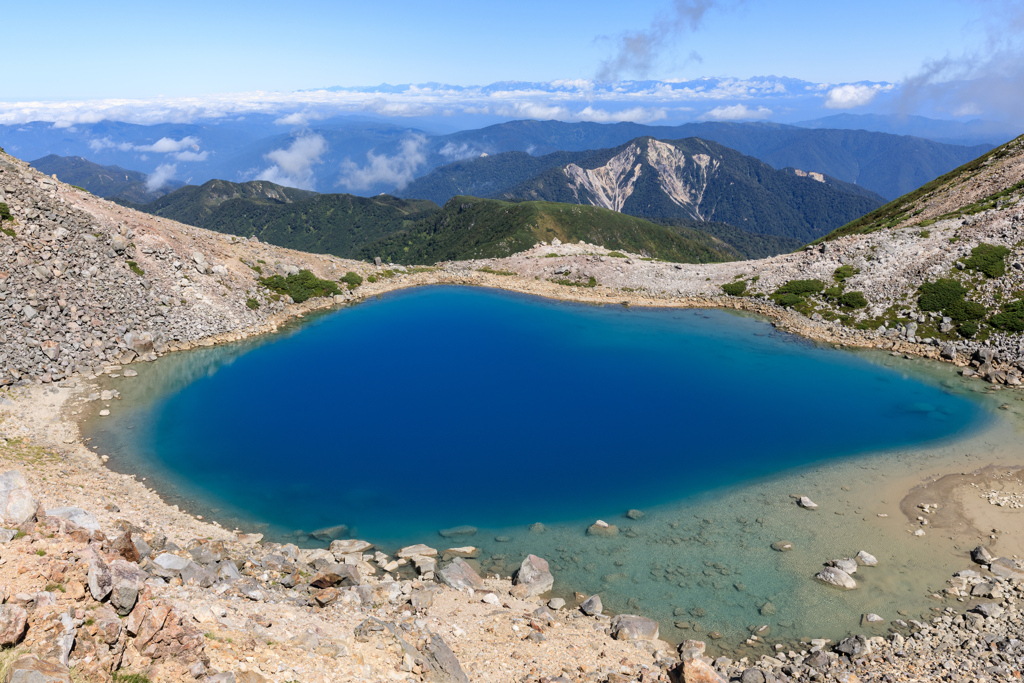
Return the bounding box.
[85,285,997,651]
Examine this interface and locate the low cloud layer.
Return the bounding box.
[255,134,328,190]
[337,135,428,193]
[145,163,177,192]
[700,104,771,120]
[88,135,207,161]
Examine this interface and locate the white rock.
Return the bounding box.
[798,496,818,510]
[482,593,501,606]
[815,566,857,589]
[865,613,884,622]
[856,550,878,566]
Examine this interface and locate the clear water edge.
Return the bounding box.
[77,285,1023,657]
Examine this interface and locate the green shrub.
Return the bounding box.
[258,270,340,303]
[112,674,152,683]
[990,299,1024,332]
[126,261,144,277]
[838,291,868,309]
[776,293,804,307]
[962,243,1010,278]
[958,321,979,338]
[340,271,363,289]
[554,277,598,288]
[946,298,987,321]
[919,230,931,238]
[823,286,843,299]
[607,252,626,258]
[246,298,259,310]
[918,279,968,312]
[478,266,515,276]
[366,274,378,283]
[721,281,747,296]
[833,265,857,281]
[775,279,826,296]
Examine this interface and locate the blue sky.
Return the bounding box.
[2,0,1022,126]
[3,0,987,96]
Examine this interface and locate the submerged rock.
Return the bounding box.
[438,525,477,538]
[586,520,619,537]
[437,558,484,591]
[770,541,794,552]
[815,566,857,590]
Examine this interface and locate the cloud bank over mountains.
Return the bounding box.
[0,77,918,130]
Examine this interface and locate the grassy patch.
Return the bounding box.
[775,279,826,295]
[0,203,14,238]
[833,265,858,281]
[607,252,626,258]
[721,281,747,296]
[246,298,259,310]
[962,243,1010,278]
[553,276,598,288]
[258,270,340,303]
[366,274,378,283]
[478,266,516,276]
[112,673,152,683]
[919,230,931,238]
[125,261,144,277]
[545,253,560,258]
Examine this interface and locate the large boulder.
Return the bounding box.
[109,559,146,615]
[437,558,484,591]
[0,604,28,645]
[45,507,100,532]
[0,471,37,525]
[511,554,554,597]
[989,557,1024,579]
[610,614,660,641]
[3,656,71,683]
[309,564,361,588]
[580,594,603,616]
[87,556,112,601]
[124,331,155,354]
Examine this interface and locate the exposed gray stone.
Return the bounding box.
[0,470,37,525]
[45,506,100,532]
[512,554,554,597]
[580,594,603,616]
[437,557,484,591]
[610,614,660,641]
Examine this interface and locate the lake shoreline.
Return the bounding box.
[65,285,1024,648]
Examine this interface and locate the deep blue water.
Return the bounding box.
[89,286,987,543]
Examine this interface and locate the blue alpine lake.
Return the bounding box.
[86,285,997,649]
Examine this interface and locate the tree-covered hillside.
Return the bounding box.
[358,196,740,265]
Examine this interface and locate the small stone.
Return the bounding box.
[482,593,501,606]
[548,598,565,610]
[770,541,793,552]
[971,546,995,565]
[438,525,477,538]
[625,509,645,520]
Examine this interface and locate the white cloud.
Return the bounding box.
[337,134,428,193]
[136,136,199,153]
[439,142,484,161]
[173,150,209,161]
[824,84,883,109]
[700,104,772,120]
[145,163,177,192]
[274,112,310,126]
[255,134,327,190]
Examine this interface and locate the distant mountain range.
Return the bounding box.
[405,136,885,244]
[29,154,183,202]
[793,113,1020,148]
[0,116,996,201]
